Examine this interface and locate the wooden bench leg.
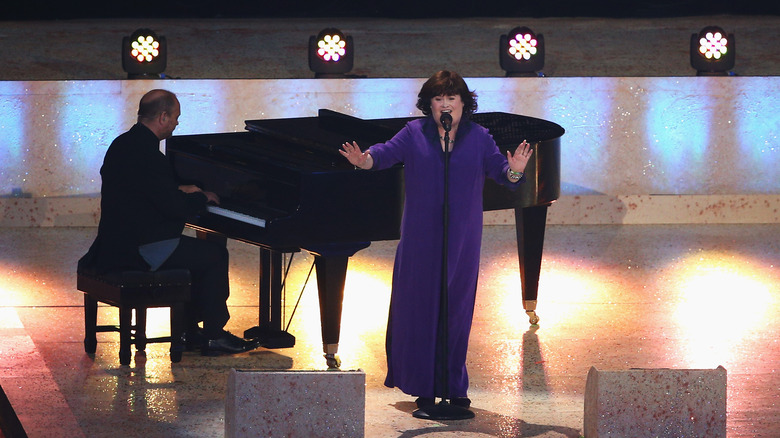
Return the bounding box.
[135,307,148,352]
[79,269,191,365]
[83,295,98,354]
[119,307,132,365]
[169,303,186,363]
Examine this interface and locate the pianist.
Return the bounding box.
[78,89,259,356]
[340,71,533,413]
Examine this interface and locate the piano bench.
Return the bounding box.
[77,268,191,366]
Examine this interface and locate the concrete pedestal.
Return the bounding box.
[584,366,727,438]
[225,369,365,438]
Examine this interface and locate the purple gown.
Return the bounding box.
[368,116,522,398]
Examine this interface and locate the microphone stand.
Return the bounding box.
[413,115,475,420]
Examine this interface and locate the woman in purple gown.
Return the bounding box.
[340,71,533,411]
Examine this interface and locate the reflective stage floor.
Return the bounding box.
[1,224,778,437]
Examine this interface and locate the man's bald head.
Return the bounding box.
[137,89,181,140]
[137,89,178,122]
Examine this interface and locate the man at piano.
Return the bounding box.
[340,71,533,412]
[79,89,259,356]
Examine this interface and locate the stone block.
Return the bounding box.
[584,366,727,438]
[225,369,365,438]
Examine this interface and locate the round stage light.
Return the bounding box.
[690,26,735,76]
[499,26,545,77]
[698,31,729,60]
[130,34,161,63]
[122,28,167,79]
[316,33,347,62]
[308,28,354,78]
[508,32,538,61]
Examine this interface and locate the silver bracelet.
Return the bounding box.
[508,169,524,181]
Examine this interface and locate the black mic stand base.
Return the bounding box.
[412,399,475,420]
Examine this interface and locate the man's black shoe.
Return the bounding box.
[183,327,205,351]
[201,330,260,356]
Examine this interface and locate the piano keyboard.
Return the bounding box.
[206,205,266,228]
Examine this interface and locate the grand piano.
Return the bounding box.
[166,109,564,367]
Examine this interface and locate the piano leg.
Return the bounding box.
[244,248,296,348]
[314,255,348,369]
[514,204,550,325]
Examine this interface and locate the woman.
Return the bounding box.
[340,71,533,410]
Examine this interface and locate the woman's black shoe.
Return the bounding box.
[201,330,260,356]
[451,397,471,408]
[415,397,435,409]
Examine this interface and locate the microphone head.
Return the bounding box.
[440,112,452,131]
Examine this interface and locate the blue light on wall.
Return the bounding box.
[341,79,422,119]
[644,79,711,193]
[1,77,777,199]
[57,83,124,194]
[60,85,123,181]
[735,79,780,193]
[543,78,614,195]
[176,86,228,135]
[0,82,28,195]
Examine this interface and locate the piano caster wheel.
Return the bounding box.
[325,353,341,369]
[526,310,539,325]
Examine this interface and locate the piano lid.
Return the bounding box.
[244,109,404,158]
[246,109,564,154]
[246,109,565,209]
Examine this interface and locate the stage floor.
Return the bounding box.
[1,223,778,437]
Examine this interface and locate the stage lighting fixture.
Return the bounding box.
[308,28,354,78]
[122,28,167,79]
[500,27,545,77]
[690,26,735,76]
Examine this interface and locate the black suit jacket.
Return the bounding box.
[79,123,207,272]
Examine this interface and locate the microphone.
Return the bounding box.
[440,112,452,132]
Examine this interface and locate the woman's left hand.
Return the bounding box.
[507,140,533,172]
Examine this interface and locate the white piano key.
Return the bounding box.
[206,205,266,228]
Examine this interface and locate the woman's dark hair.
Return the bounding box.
[416,70,478,116]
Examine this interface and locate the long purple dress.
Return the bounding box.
[368,115,522,399]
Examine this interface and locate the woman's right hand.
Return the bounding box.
[339,141,373,169]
